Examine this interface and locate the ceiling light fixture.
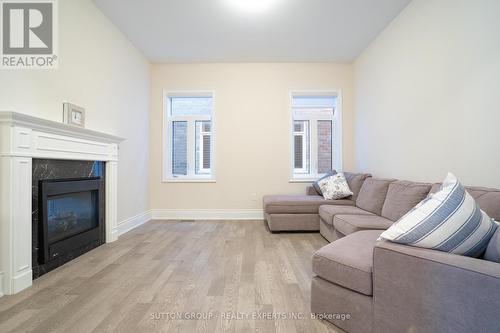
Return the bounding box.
[224,0,281,14]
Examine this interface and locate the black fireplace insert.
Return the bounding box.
[39,177,104,264]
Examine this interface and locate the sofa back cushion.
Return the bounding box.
[465,187,500,222]
[381,181,432,221]
[431,184,500,221]
[379,173,497,257]
[484,227,500,263]
[356,178,396,215]
[306,185,320,196]
[344,172,371,201]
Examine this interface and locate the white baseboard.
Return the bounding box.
[117,210,152,236]
[107,229,118,243]
[0,270,32,296]
[12,270,32,294]
[115,209,264,237]
[151,209,264,220]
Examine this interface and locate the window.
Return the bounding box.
[164,93,215,181]
[291,93,341,180]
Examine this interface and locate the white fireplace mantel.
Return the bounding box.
[0,111,125,297]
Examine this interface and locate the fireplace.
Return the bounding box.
[39,177,104,265]
[0,112,122,296]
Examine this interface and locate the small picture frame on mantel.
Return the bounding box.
[63,102,85,127]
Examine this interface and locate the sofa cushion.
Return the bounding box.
[313,230,383,295]
[483,228,500,262]
[465,186,500,222]
[381,181,432,221]
[263,195,353,214]
[484,227,500,263]
[431,183,500,221]
[356,178,396,215]
[334,214,394,236]
[430,183,441,194]
[319,205,374,226]
[318,172,353,200]
[306,185,320,196]
[313,170,337,196]
[379,173,498,257]
[344,172,371,201]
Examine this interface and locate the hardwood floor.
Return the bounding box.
[0,220,340,333]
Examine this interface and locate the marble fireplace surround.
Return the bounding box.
[0,111,124,297]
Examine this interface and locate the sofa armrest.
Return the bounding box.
[373,241,500,333]
[306,185,320,196]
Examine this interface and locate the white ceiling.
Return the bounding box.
[93,0,411,63]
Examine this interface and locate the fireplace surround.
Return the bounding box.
[0,111,124,296]
[33,161,106,278]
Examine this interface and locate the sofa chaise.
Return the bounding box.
[263,172,371,232]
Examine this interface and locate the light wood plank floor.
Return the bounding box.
[0,220,340,333]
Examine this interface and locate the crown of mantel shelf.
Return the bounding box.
[0,111,125,144]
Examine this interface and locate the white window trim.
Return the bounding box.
[289,90,343,182]
[162,90,216,182]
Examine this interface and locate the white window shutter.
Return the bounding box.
[172,121,188,175]
[202,134,211,169]
[294,135,303,169]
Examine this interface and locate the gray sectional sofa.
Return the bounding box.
[263,172,500,333]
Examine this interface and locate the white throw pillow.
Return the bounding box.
[318,172,353,200]
[379,173,498,257]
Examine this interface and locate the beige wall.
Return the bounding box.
[0,0,150,223]
[354,0,500,187]
[150,63,353,210]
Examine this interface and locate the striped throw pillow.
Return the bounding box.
[379,173,498,257]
